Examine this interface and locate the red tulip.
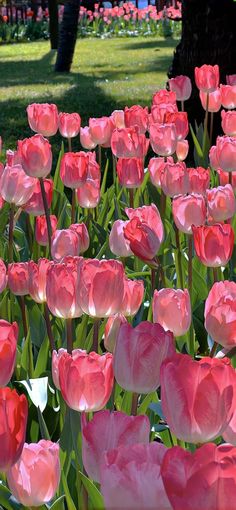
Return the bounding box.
[148,156,173,187]
[27,103,58,136]
[0,319,18,386]
[28,258,52,304]
[80,126,97,150]
[51,229,80,262]
[121,278,144,317]
[8,262,29,296]
[160,161,189,197]
[220,84,236,109]
[125,203,164,243]
[23,178,53,216]
[161,353,236,443]
[206,184,236,222]
[69,223,89,253]
[78,259,125,318]
[111,126,149,159]
[150,123,177,156]
[18,134,52,178]
[7,440,60,507]
[110,109,125,129]
[58,112,81,138]
[152,89,176,105]
[0,164,36,206]
[114,321,175,393]
[168,75,192,101]
[100,443,172,510]
[58,350,114,412]
[116,158,144,188]
[188,166,210,194]
[165,111,189,140]
[205,281,236,349]
[0,387,28,471]
[89,116,113,146]
[0,258,7,293]
[35,215,58,246]
[124,218,161,262]
[124,105,149,134]
[60,151,88,189]
[172,193,206,234]
[176,139,189,161]
[199,88,222,112]
[221,110,236,136]
[109,219,133,257]
[153,288,191,337]
[104,314,127,353]
[192,223,234,267]
[46,259,83,319]
[226,75,236,86]
[194,64,219,93]
[81,410,150,483]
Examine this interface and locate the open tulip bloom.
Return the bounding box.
[3,68,236,509]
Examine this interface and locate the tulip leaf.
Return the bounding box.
[190,124,203,158]
[61,472,77,510]
[79,472,105,510]
[19,377,48,412]
[20,330,34,379]
[0,202,10,235]
[34,335,50,377]
[149,401,165,421]
[0,484,23,510]
[49,496,66,509]
[138,392,158,415]
[100,158,109,195]
[54,141,64,193]
[37,406,51,440]
[27,300,47,349]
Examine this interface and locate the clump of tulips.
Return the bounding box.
[0,64,236,509]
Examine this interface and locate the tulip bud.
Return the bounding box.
[27,103,58,136]
[194,64,219,93]
[160,161,189,197]
[124,105,149,134]
[80,126,97,150]
[46,259,83,319]
[150,123,177,157]
[0,319,18,387]
[172,193,206,234]
[176,139,189,161]
[153,288,191,337]
[109,219,133,257]
[8,262,29,296]
[188,166,210,194]
[221,110,236,136]
[121,278,144,317]
[89,116,113,146]
[58,112,81,138]
[165,111,189,140]
[148,156,173,187]
[206,184,236,222]
[192,223,234,267]
[199,88,222,112]
[23,178,53,216]
[0,165,36,206]
[28,258,52,304]
[116,158,144,188]
[69,223,90,253]
[111,126,149,159]
[18,134,52,178]
[60,151,88,189]
[220,84,236,109]
[110,110,125,129]
[152,89,177,105]
[104,314,127,353]
[205,281,236,349]
[0,387,28,471]
[168,75,192,101]
[35,215,58,246]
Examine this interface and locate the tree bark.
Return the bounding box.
[48,0,59,50]
[55,0,80,73]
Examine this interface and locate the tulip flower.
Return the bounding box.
[216,135,236,172]
[148,157,174,188]
[206,184,236,222]
[223,407,236,445]
[172,193,206,234]
[89,116,113,146]
[80,126,97,150]
[35,215,58,246]
[221,110,236,136]
[28,258,52,304]
[226,75,236,86]
[125,203,164,243]
[160,161,189,197]
[205,281,236,349]
[113,321,175,393]
[60,151,88,189]
[176,140,189,161]
[58,112,81,138]
[0,164,36,206]
[69,223,89,253]
[121,277,144,317]
[168,75,192,101]
[124,104,149,134]
[199,88,222,112]
[52,348,67,389]
[150,123,177,156]
[77,179,100,208]
[7,440,60,507]
[153,288,191,337]
[8,262,29,296]
[81,410,150,483]
[18,134,52,178]
[161,353,236,443]
[100,443,172,510]
[152,89,176,105]
[110,109,125,129]
[111,126,149,159]
[46,259,83,319]
[0,319,18,387]
[161,443,236,510]
[192,223,234,267]
[104,314,127,353]
[188,166,210,194]
[0,258,7,293]
[6,149,21,167]
[116,158,144,188]
[58,350,114,412]
[51,229,80,262]
[0,387,28,471]
[23,178,53,216]
[194,64,219,93]
[165,111,189,140]
[150,103,177,124]
[27,103,58,136]
[217,168,236,190]
[220,84,236,109]
[124,218,161,262]
[109,219,133,257]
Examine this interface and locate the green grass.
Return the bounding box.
[0,36,178,152]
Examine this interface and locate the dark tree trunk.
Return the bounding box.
[48,0,59,50]
[31,0,38,21]
[55,0,80,73]
[169,0,236,128]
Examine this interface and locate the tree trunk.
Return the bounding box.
[31,0,38,21]
[55,0,80,73]
[48,0,59,50]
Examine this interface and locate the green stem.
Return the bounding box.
[92,318,100,352]
[112,154,117,185]
[8,203,15,263]
[98,145,102,169]
[160,190,166,219]
[210,341,218,358]
[129,188,134,208]
[68,137,72,152]
[44,303,56,351]
[39,177,52,257]
[151,268,156,293]
[209,111,214,146]
[203,92,209,156]
[66,318,73,354]
[188,235,194,357]
[71,189,76,224]
[213,267,218,284]
[131,392,139,416]
[174,225,184,289]
[19,295,28,339]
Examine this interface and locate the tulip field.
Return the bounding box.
[0,64,236,510]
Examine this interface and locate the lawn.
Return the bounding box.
[0,36,178,152]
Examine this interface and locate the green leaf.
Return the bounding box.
[61,472,77,510]
[79,472,105,510]
[0,484,22,510]
[100,158,109,195]
[27,300,46,348]
[54,141,64,193]
[190,124,203,158]
[138,392,158,415]
[34,336,49,377]
[20,330,34,379]
[49,496,66,510]
[37,406,51,440]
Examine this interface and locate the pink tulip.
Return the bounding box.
[89,116,113,146]
[160,161,189,197]
[0,388,28,471]
[0,164,36,206]
[152,89,176,105]
[23,178,53,216]
[51,229,80,262]
[52,348,81,389]
[18,134,52,178]
[220,84,236,109]
[172,193,206,234]
[0,259,7,293]
[80,126,97,150]
[6,149,21,167]
[121,277,144,317]
[100,443,172,510]
[58,350,114,411]
[58,112,81,138]
[153,288,191,337]
[150,103,177,124]
[104,314,127,353]
[124,218,161,262]
[221,110,236,136]
[77,179,100,208]
[195,64,219,93]
[81,410,150,483]
[116,158,144,188]
[168,75,192,101]
[148,156,173,187]
[0,319,18,387]
[217,168,236,190]
[206,184,236,222]
[114,321,175,393]
[176,139,189,161]
[110,109,125,129]
[125,203,164,243]
[111,126,149,159]
[109,219,133,257]
[199,88,222,112]
[209,144,220,169]
[78,259,125,318]
[192,223,234,267]
[28,258,52,304]
[46,259,83,319]
[60,151,88,189]
[124,104,149,134]
[226,75,236,86]
[35,215,58,246]
[27,103,58,136]
[205,281,236,349]
[165,112,189,140]
[188,166,210,194]
[150,123,177,156]
[8,262,29,296]
[161,353,236,443]
[69,223,89,253]
[7,440,60,507]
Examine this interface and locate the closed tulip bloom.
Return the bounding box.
[209,145,220,169]
[89,116,113,146]
[217,168,236,190]
[109,220,133,257]
[124,105,149,134]
[60,151,88,189]
[0,164,36,206]
[227,75,236,86]
[111,126,149,159]
[58,112,81,138]
[80,126,97,150]
[148,156,173,187]
[110,109,125,129]
[150,103,177,124]
[78,259,125,318]
[0,259,7,293]
[81,410,150,483]
[35,215,58,246]
[52,348,67,389]
[188,166,210,194]
[23,178,53,216]
[195,64,219,93]
[165,112,189,140]
[153,288,191,337]
[69,223,89,253]
[221,110,236,136]
[152,89,177,105]
[160,161,189,197]
[125,203,164,243]
[199,88,222,112]
[220,84,236,109]
[206,184,236,222]
[205,281,236,349]
[28,259,52,304]
[51,229,80,262]
[114,321,175,393]
[216,135,236,172]
[172,193,206,234]
[121,278,144,317]
[176,140,189,161]
[27,103,58,136]
[8,262,29,296]
[0,387,28,471]
[7,440,60,507]
[0,320,18,387]
[116,158,144,188]
[46,259,83,319]
[18,134,52,178]
[124,218,161,262]
[77,179,100,208]
[168,75,192,101]
[6,149,21,167]
[58,350,114,411]
[192,223,234,267]
[161,353,236,443]
[150,123,177,156]
[104,314,127,353]
[100,442,172,510]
